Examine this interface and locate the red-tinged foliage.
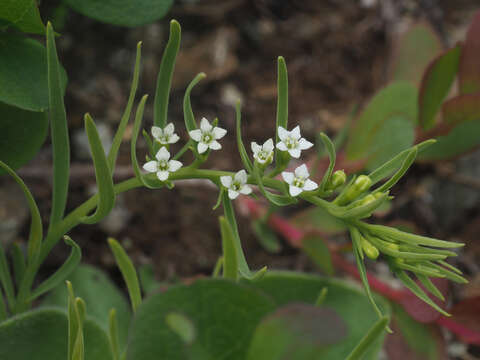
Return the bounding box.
[442,296,480,344]
[459,11,480,95]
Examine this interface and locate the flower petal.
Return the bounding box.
[151,126,163,140]
[303,179,318,191]
[198,142,209,154]
[212,127,227,139]
[239,185,252,195]
[156,170,169,181]
[209,141,222,150]
[164,123,174,135]
[234,170,248,184]
[295,164,309,178]
[221,175,232,188]
[189,129,202,142]
[277,126,289,141]
[289,185,303,197]
[291,125,301,140]
[169,134,180,144]
[200,117,212,132]
[288,148,301,158]
[298,138,314,150]
[156,147,170,161]
[282,171,295,184]
[143,160,158,172]
[251,142,261,154]
[276,142,288,151]
[263,138,274,151]
[228,189,240,199]
[168,160,182,172]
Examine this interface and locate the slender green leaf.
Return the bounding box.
[46,22,70,229]
[11,243,25,287]
[219,217,238,280]
[108,42,142,173]
[108,309,120,360]
[427,262,468,284]
[81,114,115,224]
[346,316,389,360]
[0,0,45,34]
[417,274,445,301]
[0,288,7,321]
[108,238,142,312]
[0,244,15,311]
[373,147,417,194]
[0,161,42,264]
[28,236,81,301]
[72,298,86,360]
[318,132,336,192]
[273,56,289,171]
[235,101,253,173]
[141,129,155,159]
[183,73,206,132]
[212,257,223,278]
[366,236,446,261]
[67,281,77,360]
[154,19,180,128]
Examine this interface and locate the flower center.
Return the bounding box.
[232,181,241,191]
[285,137,298,149]
[293,177,305,188]
[158,160,168,170]
[159,134,169,143]
[258,150,270,160]
[201,132,213,144]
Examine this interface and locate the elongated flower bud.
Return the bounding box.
[343,175,372,202]
[361,236,379,260]
[326,170,346,190]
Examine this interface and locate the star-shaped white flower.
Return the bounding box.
[276,126,313,158]
[143,147,182,181]
[151,123,180,145]
[282,164,318,197]
[189,117,227,154]
[251,138,274,165]
[220,170,252,200]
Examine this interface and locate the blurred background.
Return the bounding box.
[2,1,480,358]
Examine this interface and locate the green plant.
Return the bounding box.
[0,17,469,360]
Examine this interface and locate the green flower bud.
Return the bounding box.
[357,194,376,207]
[361,236,379,260]
[384,242,400,252]
[343,175,372,202]
[327,170,346,190]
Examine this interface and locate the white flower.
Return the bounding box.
[282,164,318,197]
[143,147,182,181]
[276,126,313,158]
[220,170,252,200]
[251,138,274,165]
[188,117,227,154]
[151,123,180,145]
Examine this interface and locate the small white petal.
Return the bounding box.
[228,189,240,199]
[155,147,170,161]
[221,176,232,188]
[200,117,212,132]
[198,142,209,154]
[282,172,295,184]
[277,126,289,141]
[256,157,266,164]
[234,170,248,184]
[289,185,303,197]
[298,138,314,150]
[276,142,288,151]
[295,164,309,178]
[164,123,174,135]
[168,160,182,172]
[169,134,180,144]
[151,126,163,139]
[303,179,318,191]
[189,129,202,142]
[209,141,222,150]
[239,185,252,195]
[291,126,301,140]
[263,138,274,151]
[212,127,227,139]
[289,148,301,158]
[156,170,169,181]
[143,161,158,172]
[251,142,262,154]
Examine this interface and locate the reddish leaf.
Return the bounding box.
[418,44,461,130]
[446,296,480,344]
[442,92,480,125]
[459,11,480,94]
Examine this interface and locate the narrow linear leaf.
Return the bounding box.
[141,129,155,158]
[274,56,289,172]
[108,41,142,173]
[395,263,445,278]
[108,238,142,312]
[183,73,206,132]
[28,236,81,301]
[154,19,181,128]
[395,270,450,316]
[72,298,86,360]
[0,244,15,311]
[427,262,468,284]
[46,22,70,229]
[417,274,445,301]
[0,160,42,263]
[235,101,253,173]
[219,217,239,280]
[11,243,26,287]
[0,288,7,321]
[212,257,223,278]
[366,236,446,261]
[81,114,115,224]
[346,316,389,360]
[67,281,78,360]
[318,132,336,192]
[373,147,417,194]
[108,309,120,360]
